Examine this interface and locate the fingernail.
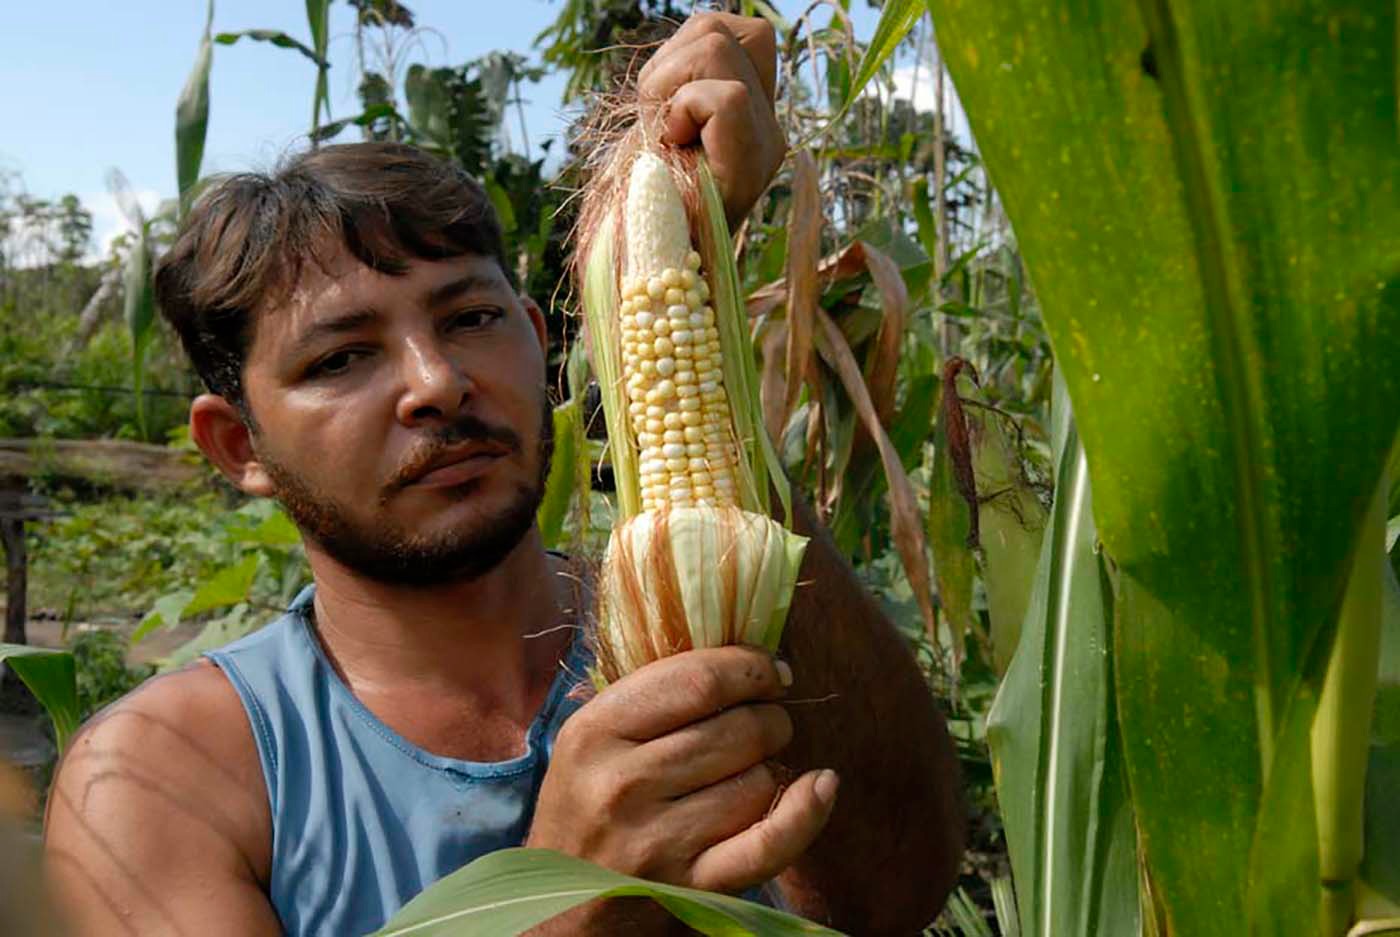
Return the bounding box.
[814,769,840,808]
[775,659,793,688]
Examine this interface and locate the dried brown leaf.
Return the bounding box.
[858,241,908,427]
[815,308,938,652]
[760,321,789,444]
[783,150,823,433]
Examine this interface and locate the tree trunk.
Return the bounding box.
[1,518,25,646]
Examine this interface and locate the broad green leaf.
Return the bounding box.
[241,509,300,548]
[986,377,1141,937]
[927,1,1400,932]
[372,848,844,936]
[213,29,326,66]
[176,0,214,212]
[0,645,80,753]
[536,399,581,549]
[184,555,260,616]
[132,589,196,644]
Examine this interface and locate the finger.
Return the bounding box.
[664,78,784,224]
[669,761,782,858]
[591,646,789,742]
[640,22,765,117]
[631,702,793,797]
[639,13,777,105]
[689,768,839,894]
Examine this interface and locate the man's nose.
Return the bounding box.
[395,336,473,427]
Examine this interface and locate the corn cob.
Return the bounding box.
[619,153,739,512]
[578,140,807,684]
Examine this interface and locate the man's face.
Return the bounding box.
[238,245,552,586]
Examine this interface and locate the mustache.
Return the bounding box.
[386,414,523,492]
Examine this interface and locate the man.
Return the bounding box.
[44,14,963,936]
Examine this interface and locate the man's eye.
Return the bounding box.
[309,349,366,377]
[446,308,502,331]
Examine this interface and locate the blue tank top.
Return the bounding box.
[206,583,592,937]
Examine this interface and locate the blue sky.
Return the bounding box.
[0,2,905,256]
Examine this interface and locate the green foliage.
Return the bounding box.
[373,847,843,936]
[0,645,80,754]
[69,629,154,720]
[927,0,1400,934]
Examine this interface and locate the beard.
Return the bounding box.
[259,393,555,587]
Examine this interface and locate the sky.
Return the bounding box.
[0,1,947,259]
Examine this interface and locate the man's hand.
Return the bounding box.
[527,646,837,892]
[639,13,786,226]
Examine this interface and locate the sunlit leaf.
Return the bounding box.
[0,645,79,753]
[537,399,583,549]
[372,848,844,936]
[927,0,1400,931]
[839,0,925,119]
[184,555,260,616]
[986,375,1141,937]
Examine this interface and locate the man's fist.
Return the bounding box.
[526,646,838,895]
[639,13,786,226]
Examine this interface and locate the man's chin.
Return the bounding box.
[301,486,542,588]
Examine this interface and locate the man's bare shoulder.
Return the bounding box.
[44,660,279,936]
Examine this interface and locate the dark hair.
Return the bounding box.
[154,142,511,411]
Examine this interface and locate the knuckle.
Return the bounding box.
[698,29,735,58]
[718,79,750,109]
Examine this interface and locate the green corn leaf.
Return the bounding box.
[926,1,1400,932]
[0,645,80,754]
[839,0,926,119]
[123,224,154,441]
[536,399,582,549]
[986,375,1141,937]
[213,29,326,66]
[176,0,214,213]
[304,0,331,135]
[1358,558,1400,911]
[371,848,844,937]
[927,407,975,666]
[971,408,1047,676]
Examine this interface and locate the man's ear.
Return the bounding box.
[188,394,276,497]
[520,294,548,357]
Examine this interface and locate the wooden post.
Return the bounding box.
[1,517,24,647]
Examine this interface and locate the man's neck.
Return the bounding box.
[303,528,578,730]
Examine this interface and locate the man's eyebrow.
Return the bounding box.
[424,272,506,306]
[287,308,380,360]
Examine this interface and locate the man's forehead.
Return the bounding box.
[259,248,511,328]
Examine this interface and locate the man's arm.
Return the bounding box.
[43,662,280,937]
[774,495,966,932]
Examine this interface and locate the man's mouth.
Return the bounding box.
[403,445,507,489]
